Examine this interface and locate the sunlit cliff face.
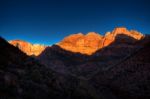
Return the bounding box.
[57,27,144,55]
[112,27,144,40]
[8,27,144,56]
[9,40,46,56]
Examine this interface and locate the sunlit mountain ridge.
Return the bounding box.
[8,27,144,56]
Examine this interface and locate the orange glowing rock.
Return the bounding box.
[9,27,144,56]
[58,27,144,55]
[9,40,46,56]
[58,32,103,55]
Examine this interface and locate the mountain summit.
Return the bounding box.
[9,40,46,56]
[57,32,103,55]
[58,27,144,55]
[112,27,144,40]
[8,27,144,55]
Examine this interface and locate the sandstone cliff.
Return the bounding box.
[58,27,144,55]
[9,40,46,56]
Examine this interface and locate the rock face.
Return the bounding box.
[58,27,144,55]
[9,40,46,56]
[112,27,144,40]
[8,27,144,56]
[58,32,103,55]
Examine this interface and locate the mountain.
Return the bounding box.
[38,27,146,79]
[0,37,98,99]
[57,27,144,55]
[58,32,103,55]
[8,27,144,56]
[90,35,150,99]
[1,27,150,99]
[9,40,46,56]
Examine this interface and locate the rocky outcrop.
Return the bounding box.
[8,27,144,56]
[102,27,144,47]
[58,32,103,55]
[9,40,46,56]
[112,27,144,40]
[58,27,144,55]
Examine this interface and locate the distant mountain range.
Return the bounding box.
[1,27,150,99]
[9,27,144,56]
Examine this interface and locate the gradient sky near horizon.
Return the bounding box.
[0,0,150,45]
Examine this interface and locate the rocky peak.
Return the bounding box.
[105,32,111,36]
[130,30,144,40]
[9,40,31,46]
[58,27,145,55]
[9,40,46,56]
[111,27,144,40]
[86,32,103,39]
[61,33,84,43]
[58,32,103,55]
[112,27,129,34]
[86,32,102,36]
[8,27,145,56]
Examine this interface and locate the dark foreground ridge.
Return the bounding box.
[0,31,150,99]
[0,36,98,99]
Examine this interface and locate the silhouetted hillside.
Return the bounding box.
[0,37,98,99]
[90,35,150,99]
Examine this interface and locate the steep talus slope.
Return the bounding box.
[9,40,46,56]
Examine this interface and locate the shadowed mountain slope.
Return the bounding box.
[90,35,150,99]
[0,37,101,99]
[37,32,150,99]
[38,33,146,79]
[57,27,144,55]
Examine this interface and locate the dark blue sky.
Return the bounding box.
[0,0,150,45]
